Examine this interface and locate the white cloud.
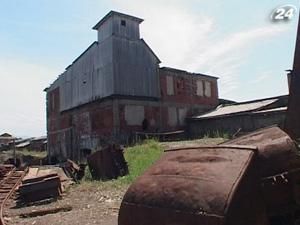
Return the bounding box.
[112,0,215,68]
[192,25,288,98]
[0,58,57,137]
[249,70,273,84]
[112,0,288,99]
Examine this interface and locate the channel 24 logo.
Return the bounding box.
[271,4,298,22]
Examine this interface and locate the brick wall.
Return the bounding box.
[47,68,219,160]
[159,68,218,106]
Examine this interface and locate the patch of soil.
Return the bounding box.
[5,183,129,225]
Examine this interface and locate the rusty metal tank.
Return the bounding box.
[118,127,300,225]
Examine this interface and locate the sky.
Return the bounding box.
[0,0,299,137]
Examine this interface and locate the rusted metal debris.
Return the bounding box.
[119,126,300,225]
[16,160,82,205]
[87,144,128,180]
[0,165,27,225]
[61,159,83,181]
[18,173,62,204]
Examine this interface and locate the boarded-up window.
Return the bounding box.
[168,107,177,127]
[125,105,145,126]
[166,76,174,95]
[204,81,211,97]
[196,80,204,96]
[178,108,188,126]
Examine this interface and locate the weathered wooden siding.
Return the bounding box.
[111,15,140,40]
[113,36,160,98]
[48,38,114,111]
[48,16,158,112]
[97,18,113,43]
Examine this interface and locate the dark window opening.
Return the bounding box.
[121,20,126,26]
[142,119,149,131]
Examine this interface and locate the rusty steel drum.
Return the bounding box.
[118,127,300,225]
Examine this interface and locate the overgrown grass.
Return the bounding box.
[83,139,163,187]
[203,130,230,139]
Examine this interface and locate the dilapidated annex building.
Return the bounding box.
[45,11,219,161]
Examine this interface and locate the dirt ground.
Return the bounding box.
[5,183,128,225]
[4,138,224,225]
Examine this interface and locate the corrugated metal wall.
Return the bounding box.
[47,14,159,112]
[48,39,114,111]
[113,36,160,98]
[112,15,140,40]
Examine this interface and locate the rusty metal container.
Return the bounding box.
[225,126,300,220]
[87,145,128,180]
[119,126,300,225]
[119,145,264,225]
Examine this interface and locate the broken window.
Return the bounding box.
[168,107,177,127]
[196,80,204,96]
[166,76,174,95]
[204,81,212,97]
[125,105,144,126]
[178,108,188,126]
[121,20,126,26]
[176,78,184,95]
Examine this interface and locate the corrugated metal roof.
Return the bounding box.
[16,141,30,148]
[253,106,287,114]
[32,136,47,141]
[193,99,278,119]
[160,67,219,80]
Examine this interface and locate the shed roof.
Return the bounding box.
[16,141,30,148]
[32,136,47,141]
[0,133,12,137]
[192,97,282,120]
[92,11,143,30]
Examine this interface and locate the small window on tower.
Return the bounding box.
[121,20,126,26]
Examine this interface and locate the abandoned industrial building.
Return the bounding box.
[45,11,219,161]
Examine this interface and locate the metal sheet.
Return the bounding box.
[193,98,278,119]
[224,126,300,177]
[119,145,256,225]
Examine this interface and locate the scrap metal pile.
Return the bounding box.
[17,168,63,204]
[0,165,27,225]
[17,161,80,204]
